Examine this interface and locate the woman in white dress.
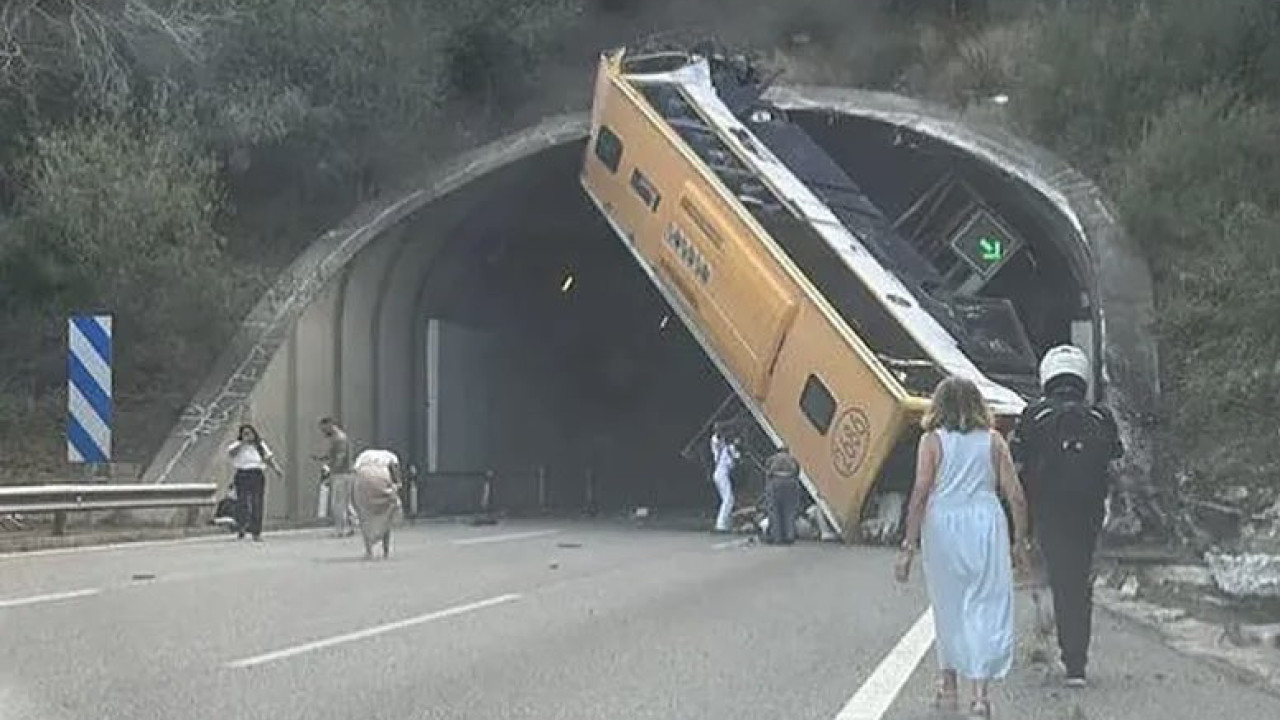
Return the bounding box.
[896,377,1030,718]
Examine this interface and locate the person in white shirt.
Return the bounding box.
[709,422,741,533]
[351,449,403,560]
[227,424,284,541]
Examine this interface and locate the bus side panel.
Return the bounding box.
[761,303,910,536]
[582,70,798,399]
[674,182,799,397]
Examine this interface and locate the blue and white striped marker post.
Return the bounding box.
[67,314,113,464]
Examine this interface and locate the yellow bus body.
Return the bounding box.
[581,50,986,539]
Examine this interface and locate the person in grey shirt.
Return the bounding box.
[316,417,356,537]
[763,447,802,545]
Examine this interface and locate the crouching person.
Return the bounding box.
[352,448,404,560]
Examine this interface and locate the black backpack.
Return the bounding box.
[1027,399,1116,500]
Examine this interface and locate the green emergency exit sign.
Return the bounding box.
[949,209,1023,279]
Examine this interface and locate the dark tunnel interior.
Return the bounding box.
[421,142,731,513]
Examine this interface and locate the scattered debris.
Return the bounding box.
[1096,584,1280,696]
[0,514,26,531]
[1217,486,1251,504]
[1120,575,1141,599]
[548,562,559,570]
[556,542,582,549]
[1205,553,1280,598]
[859,491,906,545]
[131,573,156,581]
[1145,564,1215,590]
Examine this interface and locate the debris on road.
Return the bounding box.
[1206,553,1280,598]
[859,491,906,545]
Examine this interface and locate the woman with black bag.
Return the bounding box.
[226,424,284,541]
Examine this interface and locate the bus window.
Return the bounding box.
[630,168,661,211]
[594,126,623,173]
[800,374,837,435]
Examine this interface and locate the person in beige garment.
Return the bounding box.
[352,448,403,560]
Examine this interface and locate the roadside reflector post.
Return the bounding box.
[67,314,113,466]
[480,474,491,514]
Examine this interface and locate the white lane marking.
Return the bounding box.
[226,593,522,669]
[451,530,560,546]
[0,528,329,562]
[835,609,935,720]
[712,538,751,550]
[0,588,102,609]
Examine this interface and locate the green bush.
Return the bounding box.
[1113,90,1280,493]
[998,0,1280,170]
[0,107,254,468]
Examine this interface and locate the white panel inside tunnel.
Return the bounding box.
[425,318,439,473]
[424,319,497,474]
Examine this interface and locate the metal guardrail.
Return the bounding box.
[0,483,218,535]
[414,471,497,518]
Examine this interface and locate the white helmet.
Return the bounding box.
[1039,345,1090,389]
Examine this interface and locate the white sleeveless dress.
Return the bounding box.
[921,429,1015,680]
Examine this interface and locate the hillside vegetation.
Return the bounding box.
[1,0,1277,515]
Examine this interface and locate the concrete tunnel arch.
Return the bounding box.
[142,88,1159,527]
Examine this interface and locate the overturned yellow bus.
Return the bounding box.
[580,46,1029,540]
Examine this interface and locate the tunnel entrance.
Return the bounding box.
[163,95,1141,531]
[411,143,730,514]
[406,116,1089,519]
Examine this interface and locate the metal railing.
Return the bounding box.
[0,483,218,535]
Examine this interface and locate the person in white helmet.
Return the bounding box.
[1010,345,1123,688]
[709,421,741,533]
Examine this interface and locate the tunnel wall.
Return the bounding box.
[140,115,592,505]
[142,90,1157,524]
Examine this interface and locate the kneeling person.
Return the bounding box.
[352,448,404,560]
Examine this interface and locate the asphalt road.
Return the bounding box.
[1,520,1277,720]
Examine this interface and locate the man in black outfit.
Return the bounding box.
[1011,345,1124,688]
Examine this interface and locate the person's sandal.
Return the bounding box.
[969,698,992,718]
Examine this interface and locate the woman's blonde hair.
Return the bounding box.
[921,376,993,433]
